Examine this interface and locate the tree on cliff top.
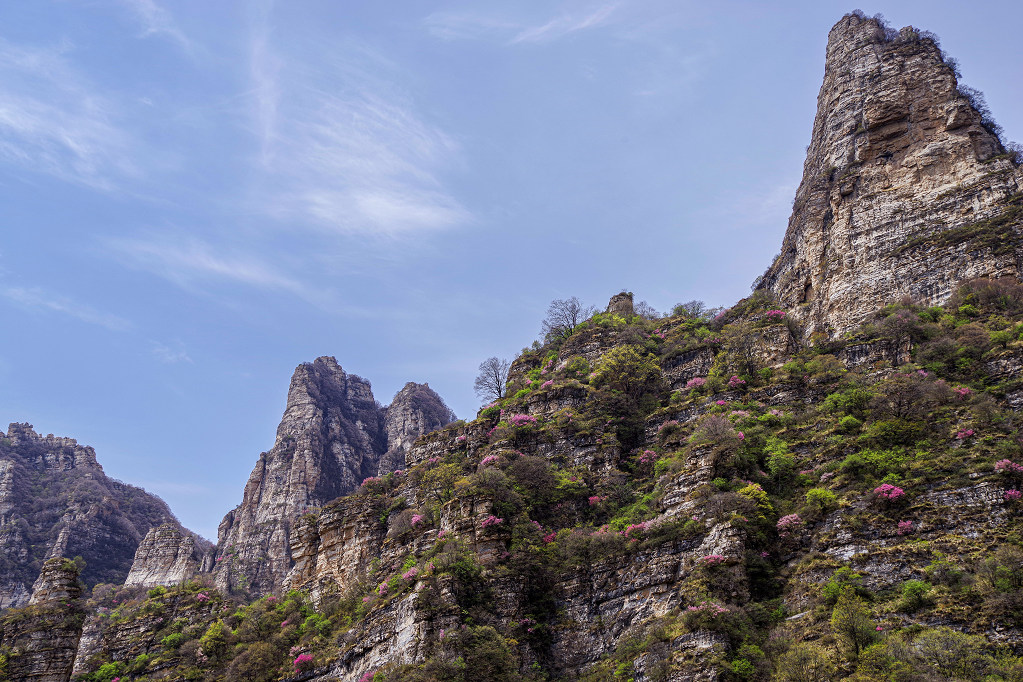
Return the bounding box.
[474,357,510,403]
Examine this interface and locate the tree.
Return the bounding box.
[540,297,595,342]
[830,591,876,661]
[774,642,835,682]
[474,357,510,403]
[672,300,707,319]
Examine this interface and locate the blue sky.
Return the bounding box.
[1,1,1020,540]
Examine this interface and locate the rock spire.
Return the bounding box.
[758,12,1022,336]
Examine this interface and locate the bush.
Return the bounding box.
[773,643,835,682]
[899,579,931,612]
[805,488,838,515]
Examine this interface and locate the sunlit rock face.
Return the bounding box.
[759,13,1022,337]
[212,357,454,596]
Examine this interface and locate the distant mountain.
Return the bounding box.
[0,423,201,607]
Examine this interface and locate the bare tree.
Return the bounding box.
[540,297,596,342]
[474,357,510,402]
[672,300,707,319]
[634,300,661,320]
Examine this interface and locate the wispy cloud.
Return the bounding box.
[0,39,135,189]
[424,3,619,45]
[116,0,191,52]
[247,24,470,236]
[106,234,311,297]
[1,286,133,331]
[151,340,192,364]
[510,4,619,44]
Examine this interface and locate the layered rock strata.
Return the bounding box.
[758,12,1023,336]
[212,357,454,595]
[123,524,212,588]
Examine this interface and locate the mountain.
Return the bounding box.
[0,423,195,609]
[758,11,1022,337]
[211,357,456,596]
[4,11,1023,682]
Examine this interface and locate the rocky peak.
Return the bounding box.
[606,292,634,317]
[211,358,454,595]
[759,12,1022,336]
[379,382,457,475]
[124,524,212,589]
[28,557,81,606]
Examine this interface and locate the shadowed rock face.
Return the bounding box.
[759,13,1023,337]
[212,357,454,596]
[0,423,184,609]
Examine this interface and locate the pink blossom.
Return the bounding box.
[686,377,707,389]
[509,414,538,427]
[728,375,746,388]
[480,454,501,467]
[360,671,378,682]
[875,625,884,632]
[541,380,554,389]
[623,522,648,538]
[402,567,420,581]
[737,431,745,441]
[377,582,388,595]
[196,592,210,602]
[639,449,657,465]
[766,310,786,319]
[701,554,727,565]
[954,386,972,400]
[1006,490,1022,502]
[995,459,1023,474]
[896,520,913,535]
[293,653,314,673]
[873,483,906,501]
[776,514,802,537]
[411,514,424,526]
[543,531,556,543]
[588,495,602,506]
[955,429,976,440]
[658,420,679,432]
[715,400,727,406]
[456,435,467,442]
[481,515,504,528]
[760,551,770,558]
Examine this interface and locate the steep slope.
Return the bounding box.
[758,11,1022,337]
[212,357,455,596]
[0,424,187,608]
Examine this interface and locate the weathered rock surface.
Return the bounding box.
[124,523,212,588]
[0,558,84,682]
[758,12,1023,336]
[212,357,455,596]
[0,423,185,608]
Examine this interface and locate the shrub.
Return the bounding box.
[805,488,838,514]
[899,579,931,612]
[773,643,835,682]
[831,591,877,660]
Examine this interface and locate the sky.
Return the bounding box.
[0,1,1020,540]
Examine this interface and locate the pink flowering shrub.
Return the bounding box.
[455,435,467,443]
[588,495,603,506]
[955,429,976,440]
[410,514,424,527]
[481,515,504,528]
[1006,490,1022,502]
[873,483,906,502]
[954,386,972,400]
[196,592,210,602]
[508,414,538,427]
[480,454,501,468]
[686,377,707,390]
[658,420,679,432]
[540,380,554,389]
[623,522,648,539]
[638,449,657,465]
[728,375,746,388]
[377,582,388,595]
[766,310,786,319]
[701,554,727,566]
[402,567,419,581]
[896,520,913,535]
[715,400,728,406]
[776,514,803,537]
[293,653,314,673]
[360,671,378,682]
[995,459,1023,475]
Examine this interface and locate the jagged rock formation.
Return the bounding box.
[212,357,455,596]
[758,12,1022,337]
[123,524,212,589]
[0,423,185,609]
[0,558,84,682]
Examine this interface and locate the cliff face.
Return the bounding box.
[123,524,212,589]
[0,424,184,609]
[759,12,1022,337]
[211,357,455,596]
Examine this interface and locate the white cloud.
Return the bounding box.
[106,234,310,297]
[247,25,470,236]
[1,286,133,331]
[510,3,619,44]
[0,39,136,189]
[116,0,191,52]
[151,340,192,364]
[423,3,619,45]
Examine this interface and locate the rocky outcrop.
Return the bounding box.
[212,357,455,596]
[379,382,458,475]
[123,524,212,588]
[758,12,1023,337]
[0,424,185,608]
[0,558,84,682]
